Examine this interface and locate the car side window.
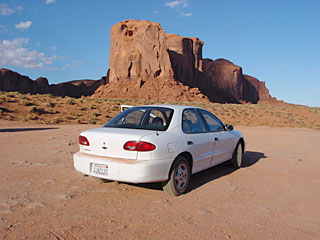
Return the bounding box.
[199,109,224,132]
[182,109,207,133]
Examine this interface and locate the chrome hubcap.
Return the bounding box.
[174,163,188,191]
[237,145,242,167]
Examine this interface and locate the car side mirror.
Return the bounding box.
[225,124,234,131]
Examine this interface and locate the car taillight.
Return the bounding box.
[79,135,90,146]
[123,141,156,151]
[137,141,156,151]
[123,141,137,151]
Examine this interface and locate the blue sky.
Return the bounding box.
[0,0,319,107]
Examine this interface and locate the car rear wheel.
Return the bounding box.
[162,156,190,196]
[231,142,243,168]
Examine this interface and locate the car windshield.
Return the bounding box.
[104,106,174,131]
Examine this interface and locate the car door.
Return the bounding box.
[198,109,235,166]
[182,108,215,173]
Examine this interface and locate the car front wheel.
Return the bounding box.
[231,142,243,168]
[162,156,190,196]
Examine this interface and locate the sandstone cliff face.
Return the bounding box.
[201,58,280,103]
[243,74,279,103]
[0,68,47,94]
[202,58,260,103]
[0,68,107,98]
[166,34,204,87]
[109,20,173,82]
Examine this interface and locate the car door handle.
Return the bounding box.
[187,141,193,145]
[214,137,219,141]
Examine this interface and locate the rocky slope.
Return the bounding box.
[94,20,281,104]
[0,68,107,98]
[93,78,209,102]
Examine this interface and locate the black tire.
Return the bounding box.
[162,156,190,196]
[231,142,243,169]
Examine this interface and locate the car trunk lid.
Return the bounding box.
[79,127,153,159]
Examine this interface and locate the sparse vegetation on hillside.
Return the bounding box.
[0,91,319,129]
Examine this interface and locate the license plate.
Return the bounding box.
[92,163,108,176]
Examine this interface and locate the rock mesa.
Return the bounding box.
[95,20,280,104]
[0,68,108,98]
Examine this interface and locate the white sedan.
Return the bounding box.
[73,105,245,196]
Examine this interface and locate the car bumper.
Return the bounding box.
[73,152,173,183]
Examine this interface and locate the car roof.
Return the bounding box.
[134,104,202,111]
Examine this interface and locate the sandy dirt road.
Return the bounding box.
[0,120,319,239]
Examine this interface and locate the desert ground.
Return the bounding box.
[0,119,319,239]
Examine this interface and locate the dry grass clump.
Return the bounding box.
[0,91,319,129]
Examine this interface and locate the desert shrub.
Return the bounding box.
[47,101,55,108]
[299,120,306,126]
[0,96,8,102]
[29,106,45,115]
[77,98,84,103]
[27,114,38,120]
[18,95,28,100]
[21,99,32,106]
[75,119,81,124]
[88,119,96,124]
[29,106,37,113]
[66,98,76,105]
[87,103,95,109]
[53,116,60,123]
[6,92,18,98]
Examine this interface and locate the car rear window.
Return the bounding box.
[104,107,174,131]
